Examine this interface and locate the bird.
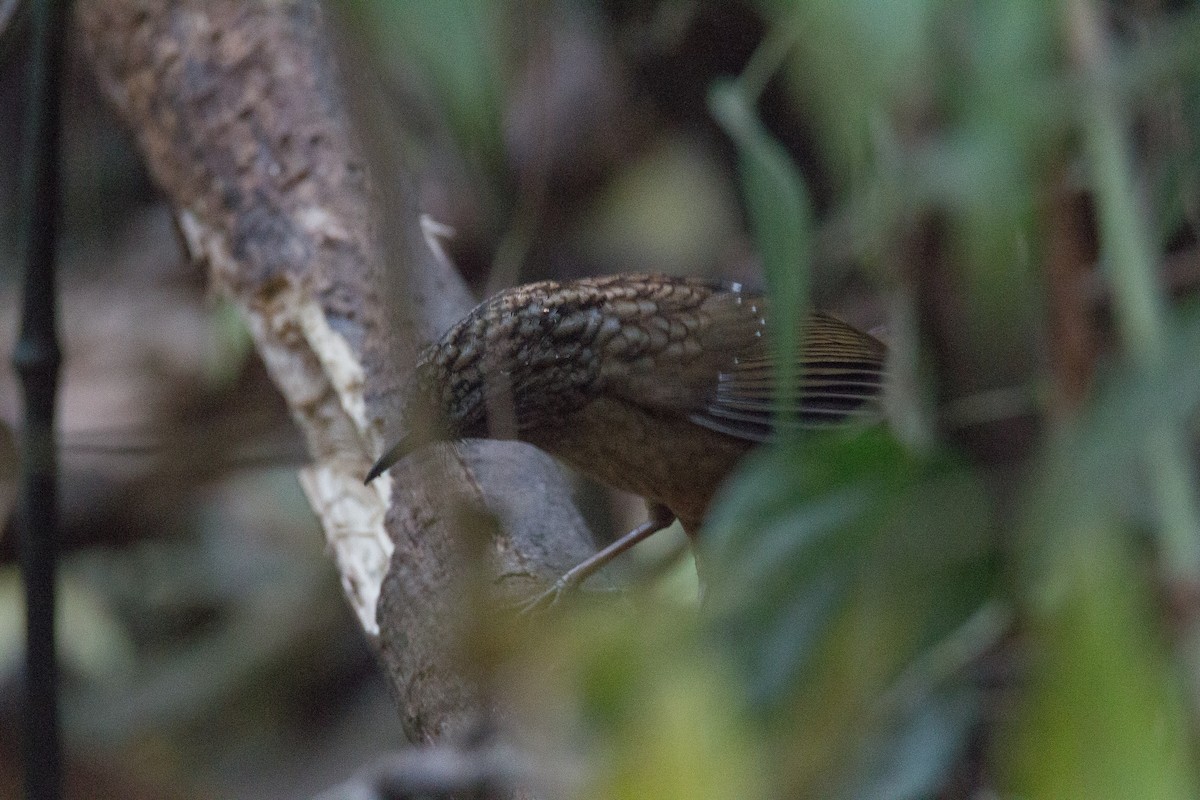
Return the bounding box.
[366,273,887,606]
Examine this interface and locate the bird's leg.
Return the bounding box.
[520,502,677,613]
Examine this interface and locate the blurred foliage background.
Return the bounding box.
[6,0,1200,798]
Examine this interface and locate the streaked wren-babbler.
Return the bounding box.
[367,273,886,603]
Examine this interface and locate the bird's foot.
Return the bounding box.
[517,507,677,615]
[517,568,588,615]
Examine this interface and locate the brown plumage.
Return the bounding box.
[367,274,887,539]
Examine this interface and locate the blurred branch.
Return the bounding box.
[13,2,70,800]
[311,743,547,800]
[75,0,597,745]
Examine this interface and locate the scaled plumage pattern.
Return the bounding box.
[368,273,886,534]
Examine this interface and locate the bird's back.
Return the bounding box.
[421,274,887,531]
[371,274,887,531]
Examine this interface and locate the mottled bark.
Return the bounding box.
[77,0,597,743]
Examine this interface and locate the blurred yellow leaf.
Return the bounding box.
[589,657,767,800]
[1001,516,1199,800]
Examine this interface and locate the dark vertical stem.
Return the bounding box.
[12,2,70,799]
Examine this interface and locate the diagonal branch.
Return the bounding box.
[76,0,598,744]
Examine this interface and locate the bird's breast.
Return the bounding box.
[524,397,753,534]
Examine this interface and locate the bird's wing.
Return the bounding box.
[606,289,886,443]
[691,311,887,442]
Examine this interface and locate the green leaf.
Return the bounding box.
[709,79,813,432]
[702,428,995,796]
[345,0,510,170]
[1002,513,1198,800]
[759,0,938,183]
[998,303,1200,799]
[842,686,980,800]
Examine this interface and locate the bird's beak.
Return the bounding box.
[364,435,412,484]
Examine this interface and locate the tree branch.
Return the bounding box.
[77,0,598,743]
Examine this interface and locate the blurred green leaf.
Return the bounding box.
[709,79,813,428]
[843,685,980,800]
[1111,8,1200,246]
[702,428,995,797]
[1002,512,1198,800]
[345,0,511,171]
[511,605,769,800]
[1036,303,1200,518]
[941,1,1061,375]
[592,657,769,800]
[995,300,1200,799]
[1150,103,1200,247]
[761,0,938,183]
